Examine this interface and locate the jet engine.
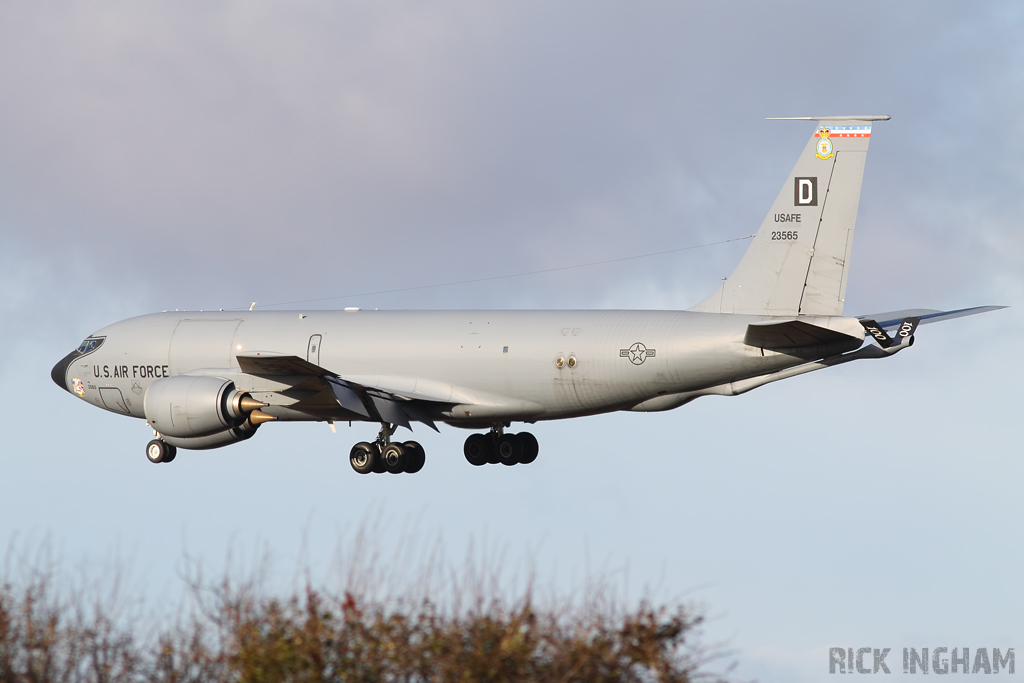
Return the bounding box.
[160,420,260,450]
[144,375,266,438]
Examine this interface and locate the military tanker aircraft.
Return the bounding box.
[51,115,1003,474]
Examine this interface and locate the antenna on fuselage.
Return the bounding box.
[249,302,257,311]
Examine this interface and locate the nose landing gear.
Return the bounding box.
[349,423,427,475]
[463,427,538,467]
[145,439,177,464]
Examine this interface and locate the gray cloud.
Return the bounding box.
[2,1,1019,317]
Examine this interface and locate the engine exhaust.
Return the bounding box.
[248,409,277,425]
[230,392,269,418]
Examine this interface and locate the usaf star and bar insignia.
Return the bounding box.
[619,342,656,365]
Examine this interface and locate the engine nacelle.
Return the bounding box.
[160,420,260,450]
[144,375,253,438]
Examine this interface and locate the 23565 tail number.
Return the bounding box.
[771,231,798,241]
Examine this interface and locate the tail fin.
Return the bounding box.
[690,115,889,316]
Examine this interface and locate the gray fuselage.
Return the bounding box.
[55,309,861,427]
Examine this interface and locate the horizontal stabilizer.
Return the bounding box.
[856,306,1007,330]
[765,115,891,122]
[744,316,864,350]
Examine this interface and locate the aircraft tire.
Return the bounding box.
[517,432,539,464]
[350,442,377,475]
[382,442,406,474]
[371,444,387,473]
[146,439,168,464]
[403,441,425,473]
[464,434,490,466]
[497,434,522,466]
[163,444,178,463]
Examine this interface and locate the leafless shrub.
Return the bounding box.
[0,541,143,683]
[0,533,730,682]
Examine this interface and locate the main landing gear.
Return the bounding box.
[349,423,426,475]
[146,439,177,464]
[464,428,539,467]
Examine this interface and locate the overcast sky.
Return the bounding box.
[1,2,1022,681]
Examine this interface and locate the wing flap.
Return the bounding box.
[369,394,411,430]
[324,377,370,418]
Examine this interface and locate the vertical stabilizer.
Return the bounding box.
[690,116,888,316]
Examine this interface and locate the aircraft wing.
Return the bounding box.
[855,306,1006,330]
[236,353,326,377]
[235,352,542,430]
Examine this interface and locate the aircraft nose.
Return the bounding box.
[51,349,80,392]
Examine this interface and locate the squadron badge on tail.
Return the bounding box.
[815,126,834,159]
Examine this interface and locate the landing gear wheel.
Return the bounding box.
[464,433,491,466]
[403,441,425,474]
[371,445,387,473]
[162,444,177,463]
[517,432,539,464]
[485,436,500,464]
[350,442,377,475]
[146,439,170,464]
[382,442,406,474]
[497,434,523,466]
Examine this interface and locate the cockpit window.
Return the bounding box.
[76,337,104,355]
